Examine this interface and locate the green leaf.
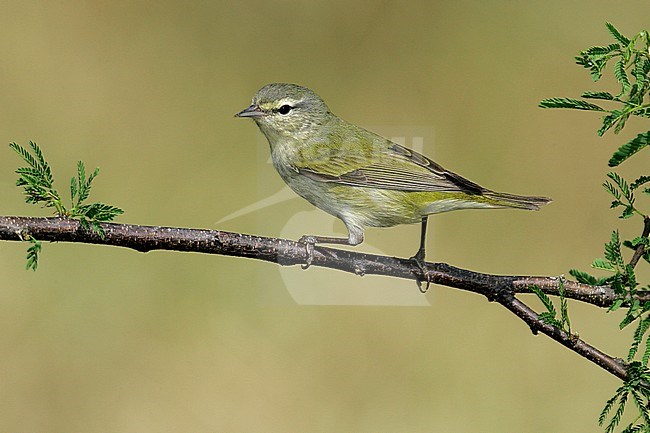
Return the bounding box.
[610,273,626,295]
[569,269,595,284]
[614,112,631,134]
[621,206,635,219]
[25,238,41,271]
[10,142,39,170]
[643,334,650,365]
[605,230,625,269]
[530,285,557,318]
[16,167,42,178]
[11,141,55,188]
[606,172,633,202]
[609,131,650,166]
[575,53,606,80]
[585,43,621,58]
[604,183,622,200]
[621,300,641,329]
[628,317,650,360]
[537,312,553,322]
[627,83,644,106]
[599,110,626,136]
[77,202,124,222]
[631,176,650,190]
[610,298,624,312]
[629,236,649,247]
[592,258,615,271]
[606,22,631,46]
[615,58,631,94]
[539,97,606,111]
[73,161,100,207]
[626,264,638,290]
[70,176,78,202]
[10,141,62,212]
[30,140,54,186]
[581,91,617,100]
[558,279,571,333]
[569,268,609,286]
[604,173,635,216]
[633,55,650,89]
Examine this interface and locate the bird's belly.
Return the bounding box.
[282,174,428,228]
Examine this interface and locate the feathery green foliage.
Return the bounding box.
[582,91,618,101]
[25,237,41,272]
[540,23,650,162]
[542,23,650,433]
[10,141,125,268]
[530,279,572,335]
[538,97,605,111]
[599,362,650,433]
[604,172,641,219]
[609,132,650,167]
[10,141,63,214]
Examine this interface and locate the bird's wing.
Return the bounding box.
[296,141,485,194]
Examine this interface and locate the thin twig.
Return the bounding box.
[629,216,650,269]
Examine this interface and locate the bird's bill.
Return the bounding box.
[235,104,265,118]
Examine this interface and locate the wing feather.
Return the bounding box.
[297,140,484,195]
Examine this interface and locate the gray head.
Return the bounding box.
[235,83,332,137]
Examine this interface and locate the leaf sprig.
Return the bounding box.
[25,237,41,272]
[530,278,572,336]
[10,141,124,269]
[604,172,648,220]
[10,141,63,214]
[540,22,650,166]
[599,362,650,433]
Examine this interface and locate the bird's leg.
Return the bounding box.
[409,216,431,293]
[299,225,364,270]
[298,235,350,269]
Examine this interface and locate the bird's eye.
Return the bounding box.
[278,105,293,115]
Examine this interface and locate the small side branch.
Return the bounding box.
[629,216,650,269]
[0,215,639,381]
[499,293,627,379]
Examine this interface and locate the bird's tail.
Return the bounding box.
[483,191,552,211]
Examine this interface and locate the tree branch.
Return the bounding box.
[0,215,637,381]
[629,216,650,269]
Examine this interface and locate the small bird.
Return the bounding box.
[235,83,550,290]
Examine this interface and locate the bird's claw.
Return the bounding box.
[299,235,316,270]
[409,250,431,293]
[415,270,432,293]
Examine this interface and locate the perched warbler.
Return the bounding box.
[236,83,550,288]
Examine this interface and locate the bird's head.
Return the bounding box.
[235,83,331,138]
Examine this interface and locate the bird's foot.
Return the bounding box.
[409,249,431,293]
[298,235,317,270]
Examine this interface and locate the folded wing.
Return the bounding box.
[297,141,485,195]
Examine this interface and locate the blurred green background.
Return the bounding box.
[1,1,649,431]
